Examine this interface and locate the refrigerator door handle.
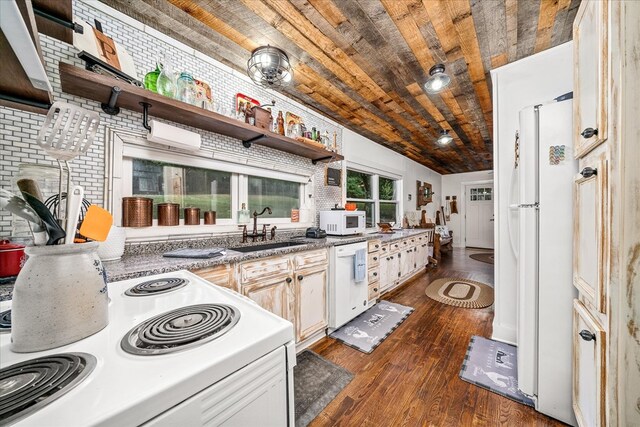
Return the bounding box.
[518,203,540,208]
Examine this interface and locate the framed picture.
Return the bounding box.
[236,93,260,112]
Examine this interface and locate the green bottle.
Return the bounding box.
[144,63,161,93]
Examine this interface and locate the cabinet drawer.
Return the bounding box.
[368,239,381,253]
[368,282,380,301]
[573,299,606,427]
[573,154,608,313]
[193,263,235,291]
[389,241,401,253]
[368,268,379,283]
[368,251,380,267]
[239,256,291,284]
[292,249,328,270]
[380,244,389,256]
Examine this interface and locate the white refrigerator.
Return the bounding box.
[515,96,577,425]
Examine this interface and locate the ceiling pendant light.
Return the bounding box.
[424,64,451,94]
[247,45,293,88]
[437,129,453,146]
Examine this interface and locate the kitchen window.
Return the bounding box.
[132,159,232,219]
[346,168,400,227]
[248,176,300,218]
[108,129,312,236]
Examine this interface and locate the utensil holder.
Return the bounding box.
[11,242,109,353]
[122,197,152,227]
[158,203,179,226]
[204,211,216,225]
[184,207,200,225]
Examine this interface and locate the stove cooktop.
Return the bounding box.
[121,303,240,355]
[124,277,188,296]
[0,353,96,425]
[0,271,293,426]
[0,310,10,333]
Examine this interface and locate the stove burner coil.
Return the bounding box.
[121,304,240,355]
[0,353,96,425]
[124,277,188,296]
[0,310,10,333]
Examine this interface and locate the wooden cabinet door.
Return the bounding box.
[243,276,293,322]
[573,300,606,427]
[379,255,390,291]
[574,0,608,157]
[294,267,327,342]
[416,243,428,268]
[573,155,608,313]
[193,263,236,291]
[399,248,414,278]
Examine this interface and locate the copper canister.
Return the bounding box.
[184,207,201,225]
[204,211,216,225]
[122,197,152,227]
[158,203,179,226]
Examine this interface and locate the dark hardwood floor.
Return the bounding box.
[309,248,564,427]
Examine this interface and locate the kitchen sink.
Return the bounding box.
[229,241,306,253]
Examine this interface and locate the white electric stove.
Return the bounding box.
[0,270,296,426]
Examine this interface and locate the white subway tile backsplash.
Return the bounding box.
[0,0,344,236]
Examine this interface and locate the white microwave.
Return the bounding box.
[319,210,366,235]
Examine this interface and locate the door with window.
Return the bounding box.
[465,184,494,249]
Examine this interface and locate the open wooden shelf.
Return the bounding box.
[59,62,344,164]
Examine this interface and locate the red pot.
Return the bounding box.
[0,240,25,278]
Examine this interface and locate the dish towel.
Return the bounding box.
[354,248,367,282]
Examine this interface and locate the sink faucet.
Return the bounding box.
[239,207,272,243]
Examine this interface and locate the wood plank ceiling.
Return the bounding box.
[100,0,579,174]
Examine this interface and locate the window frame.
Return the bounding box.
[345,165,401,229]
[106,129,314,240]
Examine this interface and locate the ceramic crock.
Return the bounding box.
[11,242,109,353]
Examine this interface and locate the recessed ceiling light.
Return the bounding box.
[437,129,453,146]
[424,64,451,94]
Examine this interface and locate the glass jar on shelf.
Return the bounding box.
[176,72,198,105]
[143,63,161,93]
[156,58,176,98]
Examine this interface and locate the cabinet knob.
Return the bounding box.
[373,272,378,277]
[297,275,303,281]
[373,257,378,261]
[286,277,292,283]
[386,257,390,261]
[579,329,596,342]
[580,167,598,178]
[374,287,378,292]
[375,244,379,249]
[581,127,598,139]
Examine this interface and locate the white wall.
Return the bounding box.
[342,128,442,221]
[490,41,573,345]
[441,170,493,247]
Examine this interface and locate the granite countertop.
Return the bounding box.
[0,229,430,300]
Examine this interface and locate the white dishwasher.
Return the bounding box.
[328,241,369,331]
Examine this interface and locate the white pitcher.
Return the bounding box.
[11,242,109,352]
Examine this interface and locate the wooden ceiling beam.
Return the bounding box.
[380,0,487,156]
[534,0,572,53]
[422,0,494,140]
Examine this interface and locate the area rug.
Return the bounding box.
[329,301,414,353]
[469,252,495,264]
[459,336,534,407]
[294,350,354,427]
[425,277,494,308]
